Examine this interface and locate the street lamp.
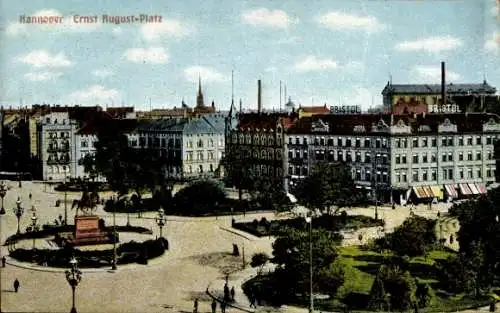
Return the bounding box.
[65,256,82,313]
[112,199,117,270]
[0,182,7,215]
[156,208,166,238]
[30,206,38,250]
[13,197,24,235]
[305,216,313,313]
[125,199,131,227]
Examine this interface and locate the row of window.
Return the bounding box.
[394,167,495,183]
[237,149,283,160]
[186,164,217,174]
[48,132,70,139]
[186,138,224,149]
[185,151,223,162]
[231,133,281,146]
[395,151,494,164]
[396,135,496,149]
[288,136,389,149]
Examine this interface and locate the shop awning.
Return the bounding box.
[430,186,443,199]
[444,184,458,198]
[423,186,434,198]
[468,183,480,195]
[476,183,488,194]
[459,183,473,196]
[413,186,432,198]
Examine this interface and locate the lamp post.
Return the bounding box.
[0,182,7,215]
[125,199,131,227]
[112,198,117,270]
[156,208,166,238]
[305,216,313,313]
[65,256,82,313]
[13,197,24,235]
[30,206,38,249]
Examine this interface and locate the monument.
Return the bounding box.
[59,190,115,246]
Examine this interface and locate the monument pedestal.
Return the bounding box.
[68,215,113,246]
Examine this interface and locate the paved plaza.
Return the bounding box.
[0,181,478,313]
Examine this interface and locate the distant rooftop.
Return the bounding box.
[382,81,497,95]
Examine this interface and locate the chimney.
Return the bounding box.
[441,61,446,105]
[258,80,262,114]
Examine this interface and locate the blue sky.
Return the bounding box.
[1,0,499,111]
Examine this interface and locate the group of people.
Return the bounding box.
[193,298,227,313]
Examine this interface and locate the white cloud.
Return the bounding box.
[275,36,302,45]
[485,32,500,53]
[293,56,338,72]
[5,9,101,36]
[124,47,169,64]
[316,12,385,31]
[24,71,62,81]
[67,85,120,105]
[184,66,227,83]
[343,61,365,72]
[395,36,463,53]
[413,65,461,83]
[241,8,297,28]
[141,19,191,41]
[92,69,114,78]
[112,27,122,35]
[17,50,72,68]
[339,87,374,111]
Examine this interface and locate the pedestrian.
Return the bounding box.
[220,301,226,313]
[2,256,5,267]
[249,294,257,308]
[13,278,19,293]
[211,299,217,313]
[193,298,198,313]
[230,286,235,301]
[29,193,32,200]
[223,283,230,302]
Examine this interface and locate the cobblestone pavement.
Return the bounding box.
[0,181,274,313]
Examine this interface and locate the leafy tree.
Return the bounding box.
[81,154,99,182]
[368,276,388,311]
[316,259,345,296]
[174,179,227,215]
[415,282,435,308]
[271,226,341,296]
[390,215,437,257]
[374,265,417,311]
[295,163,365,215]
[251,252,269,275]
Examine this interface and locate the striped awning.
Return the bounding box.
[459,183,473,196]
[413,186,432,198]
[444,184,458,198]
[468,183,480,195]
[430,186,443,200]
[423,186,434,198]
[476,183,488,194]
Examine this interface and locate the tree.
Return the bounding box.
[251,252,269,275]
[81,154,99,182]
[174,179,227,215]
[316,259,345,296]
[390,215,436,257]
[271,226,341,296]
[373,265,417,311]
[295,163,365,215]
[415,282,435,308]
[368,276,388,311]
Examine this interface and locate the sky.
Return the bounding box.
[0,0,499,111]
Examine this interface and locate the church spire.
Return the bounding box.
[196,74,205,108]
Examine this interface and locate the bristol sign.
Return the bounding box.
[428,104,462,113]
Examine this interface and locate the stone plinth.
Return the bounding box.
[67,215,113,246]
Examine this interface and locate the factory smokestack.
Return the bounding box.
[441,61,446,105]
[258,80,262,114]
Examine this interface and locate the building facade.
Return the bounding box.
[39,112,78,181]
[131,114,226,181]
[285,113,500,204]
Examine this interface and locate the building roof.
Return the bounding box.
[135,114,225,134]
[382,81,497,95]
[297,105,329,114]
[287,113,500,135]
[77,118,137,135]
[237,112,298,132]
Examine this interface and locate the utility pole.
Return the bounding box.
[64,175,68,225]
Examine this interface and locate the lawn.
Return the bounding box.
[314,246,489,312]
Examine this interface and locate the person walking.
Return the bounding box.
[193,298,198,313]
[13,278,20,292]
[223,283,230,302]
[230,286,235,301]
[220,301,226,313]
[249,292,257,308]
[211,299,217,313]
[2,256,6,267]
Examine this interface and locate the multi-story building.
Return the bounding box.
[39,111,78,181]
[285,112,500,204]
[131,113,226,180]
